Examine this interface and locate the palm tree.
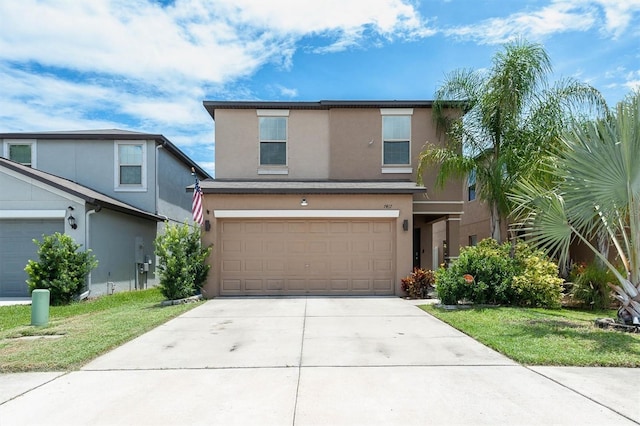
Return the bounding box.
[417,39,606,242]
[510,91,640,324]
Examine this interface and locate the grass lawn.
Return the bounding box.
[420,304,640,367]
[0,288,202,373]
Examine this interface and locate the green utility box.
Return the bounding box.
[31,289,50,326]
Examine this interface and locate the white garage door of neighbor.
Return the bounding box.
[219,219,395,295]
[0,219,65,297]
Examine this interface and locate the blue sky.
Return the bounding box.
[1,0,639,176]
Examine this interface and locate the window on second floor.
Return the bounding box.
[382,115,411,165]
[3,140,36,167]
[115,142,146,191]
[259,116,287,166]
[380,109,413,174]
[468,169,477,201]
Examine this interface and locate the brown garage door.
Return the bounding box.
[219,219,395,295]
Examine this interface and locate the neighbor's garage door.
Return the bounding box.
[0,219,64,297]
[219,219,395,295]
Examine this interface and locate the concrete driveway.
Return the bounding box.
[1,297,638,425]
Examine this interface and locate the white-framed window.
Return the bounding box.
[381,109,412,168]
[3,139,36,167]
[257,109,289,171]
[468,169,477,201]
[114,141,147,191]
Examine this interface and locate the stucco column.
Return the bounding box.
[445,215,461,265]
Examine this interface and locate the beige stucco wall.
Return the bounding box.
[214,109,330,179]
[200,193,415,297]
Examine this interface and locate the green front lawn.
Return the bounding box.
[421,305,640,367]
[0,288,202,372]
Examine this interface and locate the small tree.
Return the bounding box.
[510,90,640,323]
[25,232,98,305]
[154,222,211,300]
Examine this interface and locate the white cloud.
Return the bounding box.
[444,0,640,45]
[0,0,431,174]
[593,0,640,38]
[0,0,432,85]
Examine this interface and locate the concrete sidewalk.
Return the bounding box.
[1,297,638,425]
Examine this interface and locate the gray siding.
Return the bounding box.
[157,148,198,222]
[87,208,158,296]
[35,138,157,213]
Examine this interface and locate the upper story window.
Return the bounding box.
[468,169,477,201]
[3,140,36,167]
[381,109,412,173]
[115,141,147,191]
[257,110,289,173]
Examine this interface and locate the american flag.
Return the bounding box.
[192,173,204,225]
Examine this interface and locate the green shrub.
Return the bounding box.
[435,239,518,305]
[154,222,211,300]
[401,268,435,299]
[511,253,563,308]
[25,232,98,305]
[435,238,563,308]
[570,263,615,310]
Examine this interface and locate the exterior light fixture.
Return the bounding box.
[402,219,409,231]
[301,198,308,206]
[67,206,78,229]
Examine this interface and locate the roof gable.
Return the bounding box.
[0,157,163,221]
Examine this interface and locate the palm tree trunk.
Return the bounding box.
[490,203,501,242]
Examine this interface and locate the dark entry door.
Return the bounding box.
[413,228,421,268]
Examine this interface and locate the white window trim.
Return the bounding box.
[3,139,37,167]
[257,168,289,175]
[380,110,412,168]
[380,108,413,116]
[258,111,289,169]
[381,167,413,174]
[114,141,147,192]
[256,109,290,117]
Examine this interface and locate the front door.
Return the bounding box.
[413,228,421,269]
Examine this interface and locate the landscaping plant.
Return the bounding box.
[417,39,606,243]
[154,222,211,300]
[435,238,562,308]
[25,232,98,305]
[401,268,435,299]
[511,90,640,324]
[569,263,615,310]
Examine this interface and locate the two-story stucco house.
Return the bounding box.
[199,100,464,297]
[0,130,210,298]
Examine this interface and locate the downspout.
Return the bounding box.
[85,205,100,295]
[155,143,164,215]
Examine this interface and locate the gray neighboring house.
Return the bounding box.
[0,130,211,298]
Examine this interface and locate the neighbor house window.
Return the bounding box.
[380,109,413,170]
[115,142,146,191]
[3,140,36,167]
[259,116,287,166]
[468,169,476,201]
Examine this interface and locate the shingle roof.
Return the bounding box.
[0,130,211,179]
[199,180,425,194]
[0,157,164,221]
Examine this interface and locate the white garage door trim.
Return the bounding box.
[214,209,399,218]
[0,210,66,219]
